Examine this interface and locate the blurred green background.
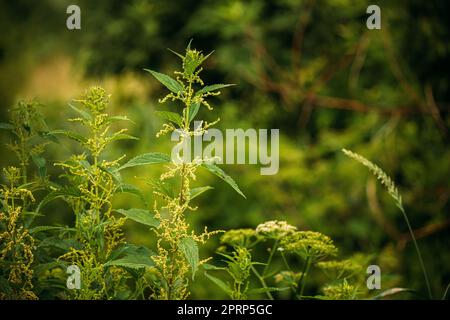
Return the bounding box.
[0,0,449,299]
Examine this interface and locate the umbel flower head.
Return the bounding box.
[317,258,363,279]
[322,279,358,300]
[280,231,338,261]
[256,220,297,240]
[221,228,260,248]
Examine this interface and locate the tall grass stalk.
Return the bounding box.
[342,148,432,299]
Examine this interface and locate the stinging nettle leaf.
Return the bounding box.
[196,84,235,96]
[68,103,92,121]
[45,130,87,144]
[204,272,232,296]
[105,245,155,269]
[115,208,159,228]
[167,48,184,60]
[202,163,246,198]
[37,187,82,212]
[155,111,183,127]
[178,237,199,280]
[189,186,213,200]
[188,102,201,123]
[107,115,135,124]
[116,183,147,204]
[118,152,171,171]
[144,69,183,94]
[110,133,139,142]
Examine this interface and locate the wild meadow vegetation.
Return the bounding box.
[0,44,446,300]
[0,1,448,300]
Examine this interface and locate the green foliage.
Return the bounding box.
[207,220,365,300]
[0,101,50,299]
[141,43,242,299]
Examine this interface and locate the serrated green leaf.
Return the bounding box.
[178,237,199,280]
[188,102,200,123]
[204,272,232,295]
[197,84,235,96]
[29,226,67,234]
[202,163,246,198]
[37,187,82,212]
[155,111,183,127]
[68,103,92,121]
[167,48,184,60]
[45,130,87,144]
[105,245,155,269]
[144,69,183,94]
[115,208,159,228]
[189,186,213,200]
[118,152,171,171]
[38,237,82,251]
[110,133,139,142]
[116,184,147,204]
[107,115,135,124]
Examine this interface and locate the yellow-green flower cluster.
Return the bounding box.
[256,220,297,240]
[228,247,252,300]
[280,231,337,261]
[317,259,362,279]
[220,228,260,247]
[323,279,358,300]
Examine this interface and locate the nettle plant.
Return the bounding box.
[0,101,49,299]
[139,42,246,299]
[40,87,144,299]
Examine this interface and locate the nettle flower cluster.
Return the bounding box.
[206,220,365,300]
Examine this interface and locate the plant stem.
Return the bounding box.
[442,282,450,300]
[262,240,278,277]
[296,256,311,299]
[251,265,274,300]
[399,206,433,299]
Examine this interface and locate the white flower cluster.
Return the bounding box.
[256,220,297,240]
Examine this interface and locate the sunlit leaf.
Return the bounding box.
[144,69,183,94]
[202,163,246,198]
